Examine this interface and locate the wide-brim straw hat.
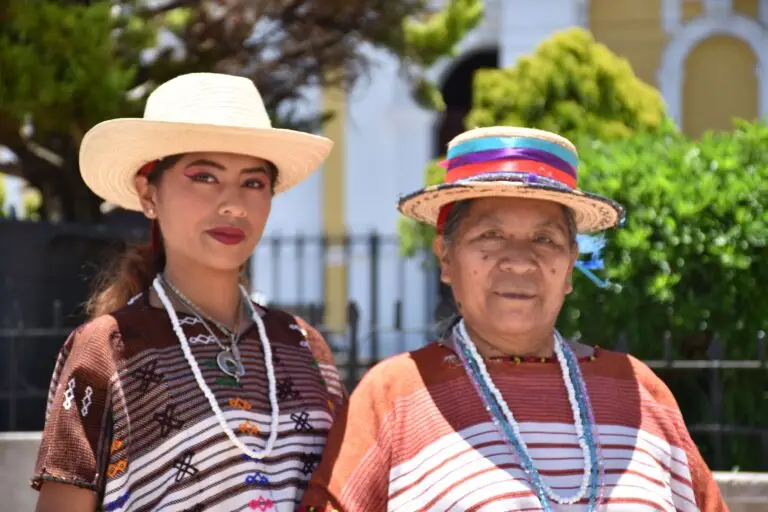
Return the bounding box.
[80,73,333,211]
[398,126,624,233]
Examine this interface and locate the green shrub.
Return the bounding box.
[566,120,768,470]
[399,26,669,256]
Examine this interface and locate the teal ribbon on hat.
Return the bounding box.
[448,136,579,168]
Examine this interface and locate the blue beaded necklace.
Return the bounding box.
[453,321,603,511]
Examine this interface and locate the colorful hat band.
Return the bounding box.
[436,137,580,233]
[447,136,579,167]
[446,160,577,189]
[443,146,577,189]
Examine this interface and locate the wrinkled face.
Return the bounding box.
[135,152,275,272]
[435,197,577,339]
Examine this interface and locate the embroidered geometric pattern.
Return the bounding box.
[238,420,260,436]
[33,302,346,511]
[172,451,199,482]
[131,360,165,392]
[188,333,218,345]
[300,453,322,476]
[229,397,252,410]
[153,403,184,438]
[178,316,203,326]
[80,386,93,417]
[105,491,130,512]
[62,378,76,410]
[110,440,123,453]
[249,497,275,511]
[277,378,301,401]
[216,375,241,388]
[107,460,127,478]
[291,410,312,432]
[246,471,269,486]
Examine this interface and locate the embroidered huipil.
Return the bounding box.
[300,343,727,512]
[32,296,346,511]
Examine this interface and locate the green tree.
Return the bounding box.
[564,120,768,349]
[566,120,768,470]
[0,0,483,222]
[398,26,670,256]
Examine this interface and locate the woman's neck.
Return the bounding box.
[463,322,555,359]
[160,256,244,329]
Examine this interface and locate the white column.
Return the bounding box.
[499,0,587,68]
[252,87,324,305]
[759,61,768,120]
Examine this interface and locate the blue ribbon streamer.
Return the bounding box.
[574,234,619,290]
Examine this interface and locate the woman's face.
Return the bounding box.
[435,197,577,342]
[135,152,275,272]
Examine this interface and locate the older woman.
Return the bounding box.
[300,127,726,511]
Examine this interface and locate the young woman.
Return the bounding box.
[32,73,346,512]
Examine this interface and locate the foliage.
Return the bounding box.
[0,0,483,222]
[566,120,768,471]
[466,27,667,141]
[0,1,150,221]
[22,185,42,220]
[561,120,768,352]
[0,2,139,137]
[398,27,670,256]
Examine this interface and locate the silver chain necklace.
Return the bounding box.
[160,274,246,382]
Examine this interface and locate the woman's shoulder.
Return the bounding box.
[591,347,680,408]
[67,297,161,350]
[259,305,336,362]
[352,343,448,399]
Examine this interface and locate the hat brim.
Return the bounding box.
[79,118,333,211]
[398,181,625,233]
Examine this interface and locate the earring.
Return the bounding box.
[147,208,156,218]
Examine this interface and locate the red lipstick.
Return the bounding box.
[206,227,245,245]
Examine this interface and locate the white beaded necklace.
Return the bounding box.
[455,320,593,505]
[153,275,280,459]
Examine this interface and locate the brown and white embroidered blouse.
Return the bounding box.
[32,294,346,511]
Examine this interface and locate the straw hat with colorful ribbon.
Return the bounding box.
[80,72,333,212]
[398,126,626,288]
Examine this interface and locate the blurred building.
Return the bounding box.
[251,0,767,354]
[1,0,764,355]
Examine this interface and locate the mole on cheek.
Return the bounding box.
[550,267,557,275]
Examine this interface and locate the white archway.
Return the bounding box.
[658,10,768,126]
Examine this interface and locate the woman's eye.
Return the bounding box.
[534,234,556,245]
[244,179,267,189]
[187,172,217,183]
[480,231,503,239]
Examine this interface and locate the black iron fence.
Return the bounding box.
[2,300,767,472]
[0,226,766,472]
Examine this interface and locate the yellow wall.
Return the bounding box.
[588,0,668,89]
[681,0,758,21]
[683,35,758,137]
[589,0,759,136]
[683,1,704,21]
[734,0,760,18]
[322,86,347,330]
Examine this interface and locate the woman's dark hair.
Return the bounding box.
[434,198,578,338]
[86,153,278,318]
